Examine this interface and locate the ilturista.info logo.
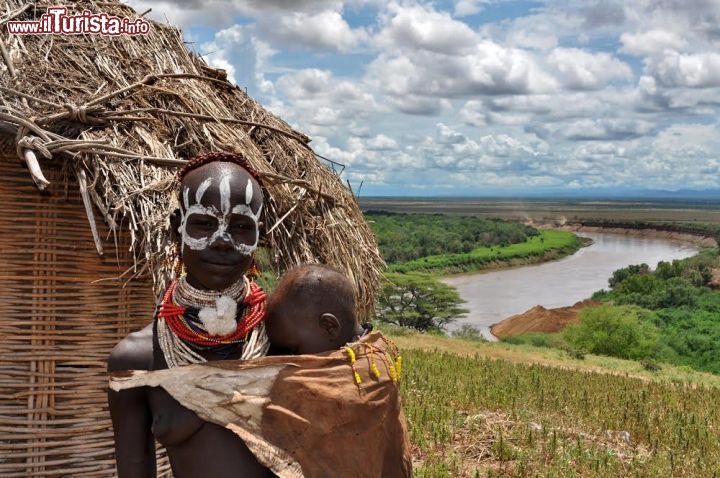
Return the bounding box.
[6,7,150,36]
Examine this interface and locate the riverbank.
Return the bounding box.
[559,223,718,248]
[389,229,587,275]
[490,299,599,339]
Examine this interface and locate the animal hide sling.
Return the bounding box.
[109,331,413,478]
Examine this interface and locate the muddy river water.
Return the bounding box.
[441,232,699,340]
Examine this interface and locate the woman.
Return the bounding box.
[108,151,274,477]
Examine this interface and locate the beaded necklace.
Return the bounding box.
[156,277,269,367]
[173,275,247,308]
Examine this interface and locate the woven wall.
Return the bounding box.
[0,155,164,476]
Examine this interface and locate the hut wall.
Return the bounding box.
[0,154,162,476]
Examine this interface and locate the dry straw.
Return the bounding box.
[0,0,384,314]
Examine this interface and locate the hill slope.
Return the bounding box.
[385,329,720,477]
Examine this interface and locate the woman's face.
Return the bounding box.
[174,162,263,291]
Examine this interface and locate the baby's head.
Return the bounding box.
[265,264,358,355]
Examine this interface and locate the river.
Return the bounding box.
[441,231,699,340]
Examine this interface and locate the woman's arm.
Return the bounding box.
[108,325,156,478]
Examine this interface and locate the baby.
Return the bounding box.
[111,263,412,477]
[264,263,365,355]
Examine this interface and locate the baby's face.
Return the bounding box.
[265,299,337,355]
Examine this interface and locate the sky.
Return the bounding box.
[125,0,720,197]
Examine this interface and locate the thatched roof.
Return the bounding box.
[0,0,383,315]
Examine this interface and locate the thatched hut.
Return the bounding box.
[0,1,383,475]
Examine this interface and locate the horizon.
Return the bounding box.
[358,190,720,201]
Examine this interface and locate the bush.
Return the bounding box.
[563,305,660,361]
[641,359,662,372]
[451,324,486,342]
[608,263,650,288]
[564,347,586,360]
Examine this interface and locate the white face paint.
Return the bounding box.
[178,174,262,255]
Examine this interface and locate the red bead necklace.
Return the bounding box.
[157,279,267,347]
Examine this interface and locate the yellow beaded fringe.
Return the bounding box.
[344,336,402,387]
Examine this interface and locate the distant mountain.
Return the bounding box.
[360,188,720,201]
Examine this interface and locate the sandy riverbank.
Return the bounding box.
[490,300,599,339]
[557,224,717,248]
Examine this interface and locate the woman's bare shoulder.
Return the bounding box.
[108,323,154,372]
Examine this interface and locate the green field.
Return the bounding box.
[387,330,720,477]
[390,229,584,274]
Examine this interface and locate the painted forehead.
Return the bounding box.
[181,162,262,212]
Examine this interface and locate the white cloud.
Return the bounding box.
[367,42,558,99]
[366,134,400,150]
[391,95,451,116]
[128,0,348,26]
[654,123,720,157]
[199,25,275,91]
[258,10,368,51]
[276,69,332,98]
[273,68,381,139]
[620,29,688,56]
[505,28,558,51]
[459,100,487,126]
[453,0,488,17]
[647,51,720,88]
[375,5,478,55]
[558,118,655,141]
[547,48,633,90]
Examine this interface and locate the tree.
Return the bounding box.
[376,272,468,331]
[563,305,660,360]
[608,263,650,288]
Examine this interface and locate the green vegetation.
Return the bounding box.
[390,229,583,274]
[385,326,720,387]
[563,305,661,361]
[382,329,720,476]
[503,332,567,350]
[376,272,468,331]
[398,342,720,477]
[366,211,539,263]
[451,324,486,342]
[503,249,720,374]
[592,249,720,373]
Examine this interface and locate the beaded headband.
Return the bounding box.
[176,151,264,189]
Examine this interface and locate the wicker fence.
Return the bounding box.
[0,155,168,476]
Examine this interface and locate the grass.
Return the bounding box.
[383,329,720,477]
[389,230,584,275]
[385,328,720,387]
